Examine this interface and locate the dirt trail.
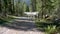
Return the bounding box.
[0,17,45,34]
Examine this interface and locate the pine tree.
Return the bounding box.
[30,0,36,12]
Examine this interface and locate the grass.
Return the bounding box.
[35,18,60,31]
[0,15,15,25]
[45,25,57,34]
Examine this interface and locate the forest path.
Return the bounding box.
[0,17,45,34]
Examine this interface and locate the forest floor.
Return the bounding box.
[0,17,45,34]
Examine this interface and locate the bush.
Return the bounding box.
[35,15,60,30]
[45,25,58,34]
[35,19,53,30]
[0,16,15,25]
[0,18,7,24]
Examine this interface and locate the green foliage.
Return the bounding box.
[35,19,53,29]
[35,15,60,30]
[36,0,42,12]
[0,0,60,17]
[45,25,57,34]
[0,0,60,33]
[0,16,14,25]
[0,18,7,24]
